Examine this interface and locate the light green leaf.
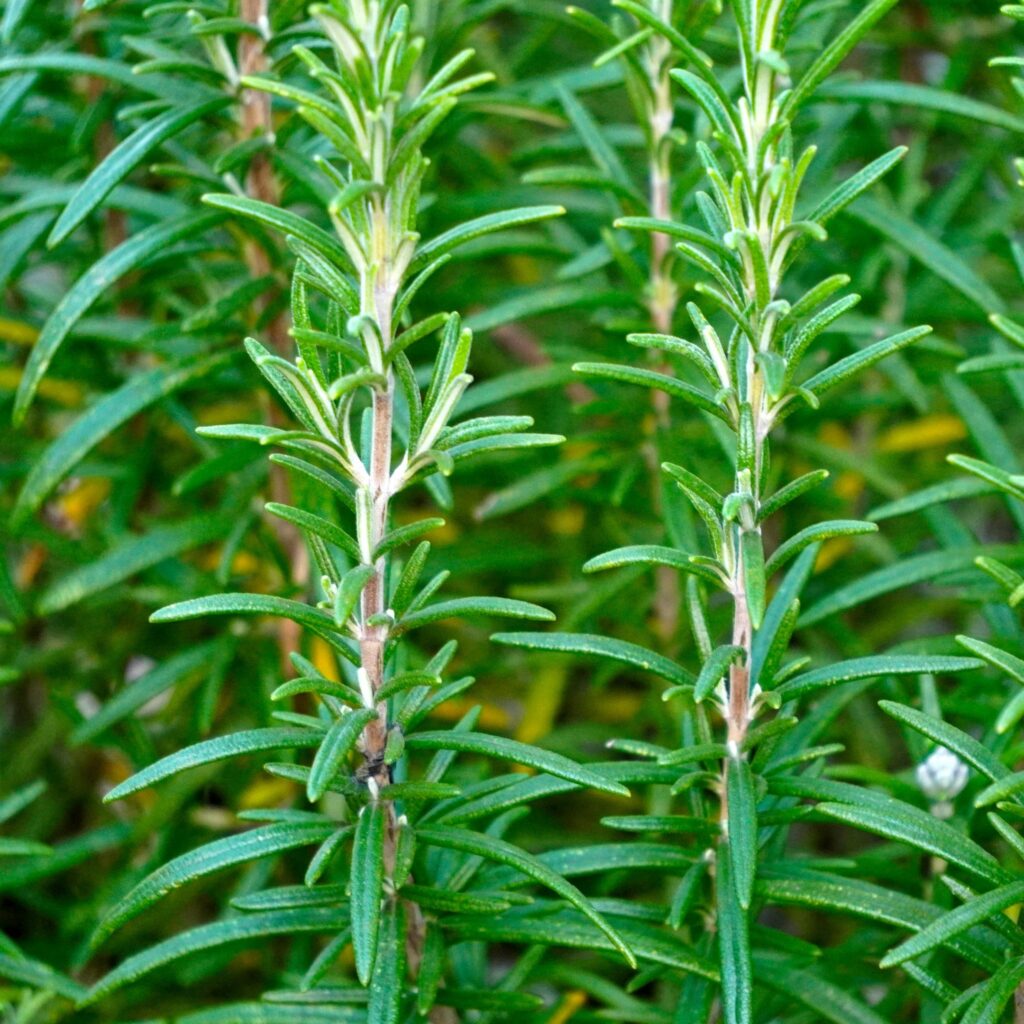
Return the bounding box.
[782,0,901,115]
[405,731,629,796]
[12,211,223,425]
[880,880,1024,968]
[151,593,340,634]
[79,909,338,1006]
[49,98,230,247]
[764,519,876,578]
[584,544,722,585]
[573,361,728,420]
[726,758,757,911]
[307,710,377,802]
[879,700,1008,784]
[717,853,751,1024]
[819,80,1024,134]
[802,327,932,397]
[818,801,1009,885]
[778,656,981,699]
[694,645,744,703]
[416,826,636,967]
[351,802,386,985]
[397,596,554,632]
[93,822,336,947]
[105,729,321,802]
[493,631,693,688]
[412,206,565,271]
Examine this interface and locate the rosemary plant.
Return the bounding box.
[73,1,640,1016]
[506,0,986,1018]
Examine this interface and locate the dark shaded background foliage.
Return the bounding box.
[4,0,1024,1020]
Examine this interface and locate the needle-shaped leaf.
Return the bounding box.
[584,544,723,584]
[396,596,554,632]
[265,503,361,561]
[351,802,386,985]
[782,0,901,115]
[818,801,1009,885]
[879,700,1008,784]
[493,631,693,688]
[411,206,565,271]
[92,822,336,948]
[778,655,981,699]
[151,593,341,634]
[105,729,322,802]
[416,826,636,967]
[368,903,405,1024]
[37,517,230,614]
[725,757,757,910]
[764,520,876,577]
[404,731,630,796]
[48,98,230,247]
[13,354,228,525]
[79,909,338,1006]
[801,327,932,397]
[573,361,729,420]
[307,709,377,802]
[880,879,1024,968]
[694,645,745,703]
[716,853,751,1024]
[12,211,223,425]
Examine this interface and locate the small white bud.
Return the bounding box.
[916,745,968,815]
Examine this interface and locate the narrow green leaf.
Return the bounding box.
[879,700,1008,784]
[49,98,230,247]
[764,520,876,578]
[405,731,629,796]
[368,903,404,1024]
[352,803,386,986]
[307,710,377,802]
[79,910,338,1006]
[493,632,693,688]
[726,758,757,910]
[960,956,1024,1024]
[12,211,223,424]
[397,596,554,632]
[417,826,636,967]
[38,518,230,614]
[584,544,722,585]
[151,593,340,634]
[105,729,321,802]
[819,80,1024,134]
[412,206,564,271]
[573,361,728,420]
[13,354,227,525]
[778,656,981,699]
[93,822,335,947]
[782,0,901,115]
[802,327,932,397]
[880,880,1024,968]
[716,853,751,1024]
[694,645,744,703]
[818,801,1009,885]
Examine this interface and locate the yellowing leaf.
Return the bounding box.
[878,414,965,452]
[0,317,39,346]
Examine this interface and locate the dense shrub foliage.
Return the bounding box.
[5,0,1024,1021]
